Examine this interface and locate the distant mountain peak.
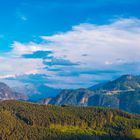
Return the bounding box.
[12,83,61,102]
[117,74,137,81]
[0,82,27,101]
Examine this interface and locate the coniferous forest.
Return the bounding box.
[0,100,140,140]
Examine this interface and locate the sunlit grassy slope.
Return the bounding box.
[132,129,140,139]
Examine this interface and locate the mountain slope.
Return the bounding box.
[41,75,140,114]
[0,82,27,100]
[42,88,95,106]
[98,75,140,91]
[0,100,140,140]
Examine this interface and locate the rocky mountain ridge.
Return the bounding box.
[0,82,27,101]
[41,75,140,114]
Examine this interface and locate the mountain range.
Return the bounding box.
[12,83,61,102]
[41,75,140,114]
[0,74,140,115]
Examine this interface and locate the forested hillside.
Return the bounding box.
[0,100,140,140]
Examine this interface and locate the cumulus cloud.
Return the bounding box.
[41,18,140,68]
[11,41,49,56]
[0,56,45,78]
[1,18,140,88]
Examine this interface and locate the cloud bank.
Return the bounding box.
[1,18,140,88]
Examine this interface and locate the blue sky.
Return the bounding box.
[0,0,140,51]
[0,0,140,88]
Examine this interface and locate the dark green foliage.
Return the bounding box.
[0,100,140,140]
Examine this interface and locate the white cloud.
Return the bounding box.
[0,56,45,79]
[11,41,49,56]
[1,18,140,88]
[41,18,140,69]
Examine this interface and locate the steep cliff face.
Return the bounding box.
[41,88,95,106]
